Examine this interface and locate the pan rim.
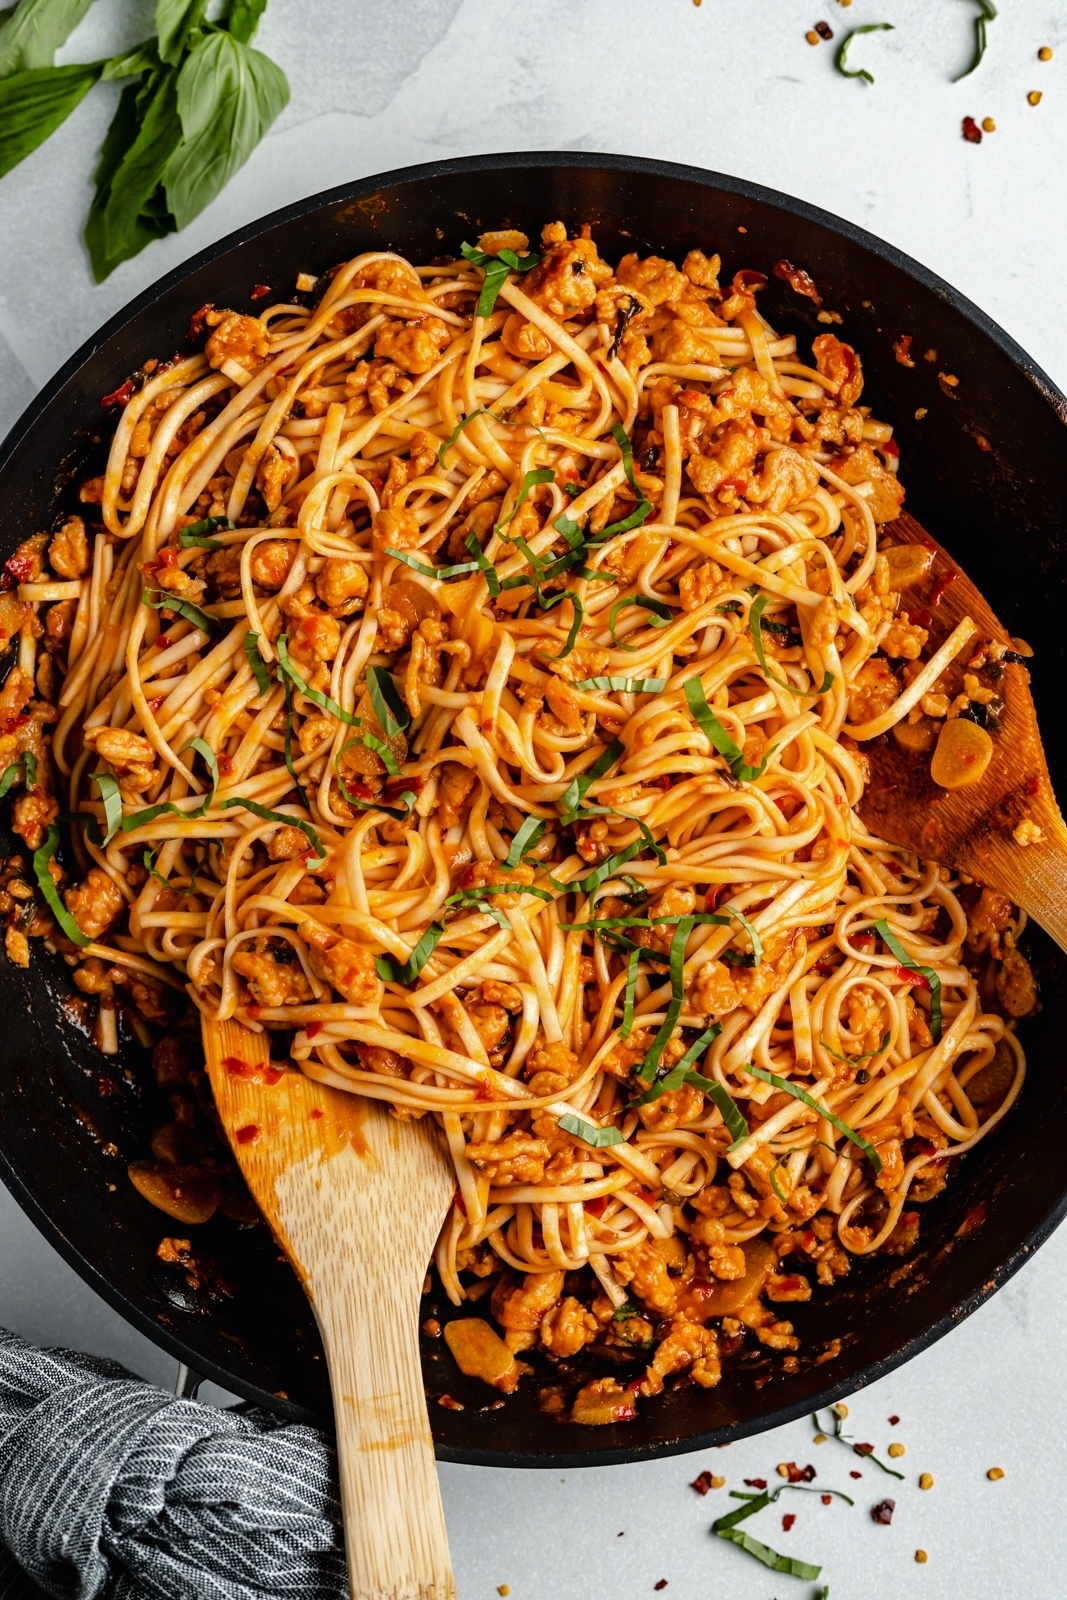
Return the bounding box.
[2,148,1065,1468]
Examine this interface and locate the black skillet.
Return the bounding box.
[1,153,1065,1470]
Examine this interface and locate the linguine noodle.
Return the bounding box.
[1,222,1033,1422]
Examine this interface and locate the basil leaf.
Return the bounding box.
[557,1112,624,1150]
[218,796,325,866]
[460,240,540,319]
[0,0,95,75]
[101,39,158,80]
[634,917,695,1083]
[164,29,288,232]
[155,0,208,65]
[955,0,996,80]
[820,1029,891,1070]
[769,1154,788,1204]
[282,671,309,809]
[142,846,174,891]
[628,1026,725,1109]
[85,63,181,283]
[143,585,216,635]
[375,921,445,984]
[276,633,361,725]
[0,763,21,800]
[179,513,234,549]
[745,1064,883,1173]
[875,918,942,1041]
[725,906,762,965]
[505,815,544,869]
[607,592,673,648]
[385,545,479,580]
[595,496,653,543]
[225,0,268,44]
[573,675,666,694]
[437,408,488,467]
[355,730,400,777]
[445,883,553,908]
[620,944,640,1040]
[463,528,501,598]
[183,735,219,807]
[812,1407,906,1480]
[684,676,775,783]
[243,630,271,696]
[835,21,893,84]
[33,825,90,947]
[334,745,414,820]
[90,771,123,844]
[366,664,409,739]
[558,740,623,821]
[0,61,103,180]
[496,466,555,536]
[612,1300,641,1321]
[714,1526,820,1582]
[748,593,834,699]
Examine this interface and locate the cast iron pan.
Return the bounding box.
[1,153,1065,1469]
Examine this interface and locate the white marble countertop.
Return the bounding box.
[2,1,1066,1595]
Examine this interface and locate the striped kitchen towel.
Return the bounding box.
[0,1328,347,1599]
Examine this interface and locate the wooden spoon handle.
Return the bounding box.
[978,827,1067,956]
[317,1281,455,1600]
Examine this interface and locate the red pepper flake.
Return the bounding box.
[782,1513,796,1532]
[744,1478,768,1490]
[909,606,932,629]
[850,1470,863,1479]
[250,283,271,300]
[236,1123,261,1145]
[454,1188,468,1217]
[654,1583,669,1592]
[962,116,983,143]
[4,553,36,586]
[772,258,822,304]
[888,1414,900,1425]
[786,1463,816,1483]
[584,1195,609,1218]
[223,1055,252,1077]
[956,1202,987,1236]
[98,1076,118,1096]
[146,696,165,713]
[648,772,673,790]
[893,334,915,368]
[100,378,135,409]
[309,1107,324,1120]
[690,1470,715,1495]
[881,437,900,462]
[854,1442,875,1457]
[821,1493,833,1505]
[894,964,930,990]
[187,302,214,341]
[703,886,723,912]
[871,1499,896,1525]
[733,269,768,293]
[305,1020,323,1038]
[157,546,179,568]
[1025,774,1040,796]
[929,570,958,607]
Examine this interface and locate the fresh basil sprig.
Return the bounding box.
[745,1064,883,1173]
[0,0,289,281]
[684,676,776,783]
[179,514,234,549]
[375,921,445,984]
[143,586,217,635]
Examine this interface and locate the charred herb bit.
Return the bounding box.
[557,1112,625,1149]
[956,1,997,81]
[745,1066,883,1173]
[835,21,893,84]
[607,294,639,361]
[375,921,446,984]
[811,1408,905,1480]
[459,241,541,319]
[874,918,942,1041]
[32,825,90,948]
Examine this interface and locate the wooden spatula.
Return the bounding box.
[857,511,1067,954]
[202,1016,457,1600]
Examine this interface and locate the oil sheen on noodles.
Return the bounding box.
[21,223,1027,1416]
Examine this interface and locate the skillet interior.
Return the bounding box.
[1,152,1065,1468]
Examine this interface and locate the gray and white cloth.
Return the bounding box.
[0,1328,347,1600]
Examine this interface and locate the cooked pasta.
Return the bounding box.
[0,221,1035,1424]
